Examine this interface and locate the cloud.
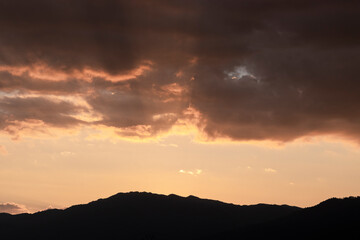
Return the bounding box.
[0,96,87,137]
[0,202,29,214]
[0,0,359,142]
[60,151,75,157]
[87,83,187,137]
[179,169,203,176]
[159,143,178,148]
[0,70,86,95]
[264,168,277,173]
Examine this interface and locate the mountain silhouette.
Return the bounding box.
[202,196,360,239]
[0,192,359,239]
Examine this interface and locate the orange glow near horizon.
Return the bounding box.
[1,123,360,214]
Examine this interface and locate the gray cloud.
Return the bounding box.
[87,70,189,137]
[0,0,359,141]
[0,202,28,214]
[0,97,86,137]
[0,71,86,95]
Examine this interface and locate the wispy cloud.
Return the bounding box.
[0,202,28,214]
[60,151,75,157]
[264,168,277,173]
[179,169,203,176]
[159,143,178,148]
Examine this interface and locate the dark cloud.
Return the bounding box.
[0,0,359,141]
[87,70,189,137]
[0,97,85,136]
[0,71,86,94]
[0,202,28,214]
[192,47,360,141]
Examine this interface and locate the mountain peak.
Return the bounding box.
[0,191,300,239]
[2,193,359,239]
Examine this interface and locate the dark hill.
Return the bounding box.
[202,196,360,239]
[0,192,299,239]
[2,192,360,239]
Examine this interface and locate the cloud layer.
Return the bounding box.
[0,0,359,142]
[0,202,28,214]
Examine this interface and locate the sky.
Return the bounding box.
[1,0,360,213]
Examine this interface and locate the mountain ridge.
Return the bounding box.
[1,192,359,239]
